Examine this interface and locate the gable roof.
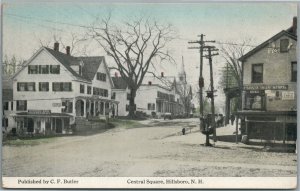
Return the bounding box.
[13,47,110,84]
[77,56,104,81]
[239,30,297,62]
[112,77,128,89]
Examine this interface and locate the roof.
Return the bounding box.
[239,30,297,62]
[78,56,104,81]
[112,77,128,89]
[45,47,106,82]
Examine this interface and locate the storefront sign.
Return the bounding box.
[52,103,62,107]
[282,91,295,100]
[28,110,51,115]
[243,85,288,90]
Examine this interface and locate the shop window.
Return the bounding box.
[280,39,289,53]
[251,64,263,83]
[39,82,49,91]
[291,62,297,82]
[244,92,265,110]
[16,100,27,111]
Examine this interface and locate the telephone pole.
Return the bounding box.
[188,35,216,146]
[204,46,219,142]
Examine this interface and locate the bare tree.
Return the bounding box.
[34,33,89,56]
[88,16,176,118]
[218,38,254,110]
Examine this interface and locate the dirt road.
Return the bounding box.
[2,118,297,177]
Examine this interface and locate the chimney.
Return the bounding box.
[54,42,59,51]
[66,46,71,55]
[293,17,297,35]
[161,72,164,77]
[115,72,118,77]
[148,81,152,85]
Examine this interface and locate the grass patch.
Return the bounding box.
[3,137,58,146]
[109,118,142,128]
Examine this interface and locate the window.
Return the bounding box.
[126,104,129,111]
[87,86,92,94]
[28,65,38,74]
[62,100,73,113]
[251,64,263,83]
[127,93,131,100]
[97,72,106,81]
[111,92,116,99]
[39,82,49,91]
[11,102,13,111]
[291,62,297,82]
[39,65,49,74]
[3,102,8,110]
[52,82,72,92]
[80,84,85,94]
[280,39,289,53]
[16,100,27,111]
[148,103,152,110]
[244,91,265,110]
[17,82,35,91]
[93,87,108,97]
[50,65,60,74]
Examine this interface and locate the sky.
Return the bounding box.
[2,1,297,112]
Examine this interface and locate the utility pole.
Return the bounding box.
[204,46,219,142]
[188,35,216,146]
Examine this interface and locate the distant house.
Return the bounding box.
[10,42,118,135]
[238,17,297,143]
[111,76,130,117]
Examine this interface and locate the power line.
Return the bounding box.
[5,13,101,30]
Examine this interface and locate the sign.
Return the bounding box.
[282,91,295,100]
[52,103,62,107]
[28,110,51,115]
[243,85,288,91]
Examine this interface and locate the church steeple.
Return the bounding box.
[178,56,186,83]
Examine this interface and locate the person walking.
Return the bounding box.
[230,114,235,125]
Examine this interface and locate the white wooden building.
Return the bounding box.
[10,42,118,135]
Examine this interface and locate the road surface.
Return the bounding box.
[2,118,297,177]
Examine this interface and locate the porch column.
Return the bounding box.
[72,98,76,116]
[83,99,87,118]
[93,101,96,116]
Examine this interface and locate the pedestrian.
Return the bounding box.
[182,128,186,135]
[230,114,235,125]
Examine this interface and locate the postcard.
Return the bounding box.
[1,1,297,189]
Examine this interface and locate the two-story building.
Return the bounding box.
[112,75,184,118]
[238,17,297,143]
[10,42,118,135]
